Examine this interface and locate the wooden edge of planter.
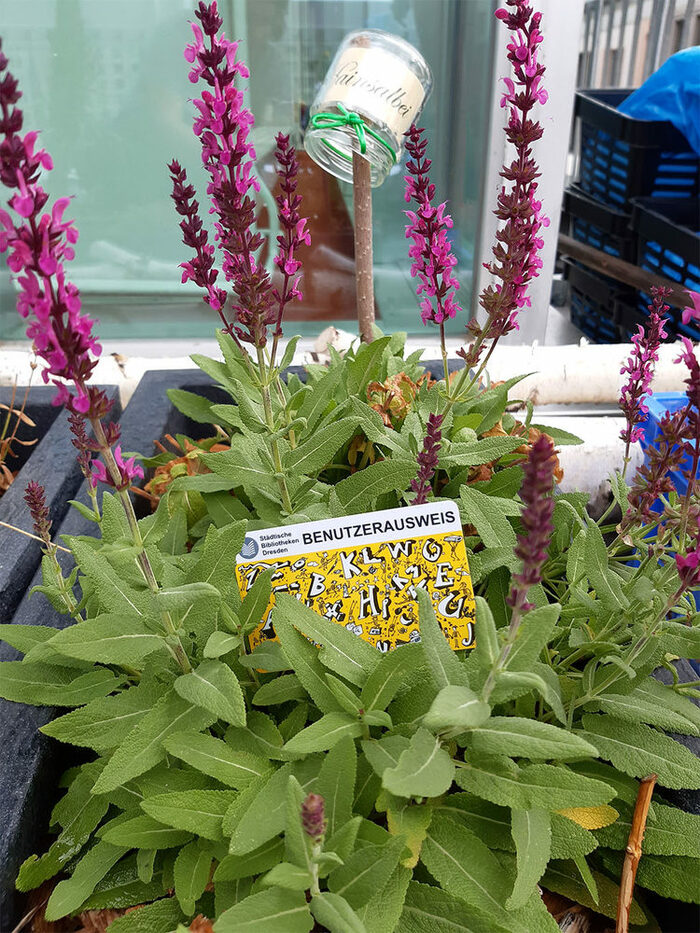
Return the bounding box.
[0,386,121,623]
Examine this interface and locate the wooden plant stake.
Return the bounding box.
[352,150,375,343]
[305,32,432,342]
[616,773,657,933]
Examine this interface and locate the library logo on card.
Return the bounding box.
[240,536,259,560]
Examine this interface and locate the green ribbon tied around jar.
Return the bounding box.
[308,103,397,165]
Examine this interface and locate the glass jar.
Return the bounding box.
[305,29,433,188]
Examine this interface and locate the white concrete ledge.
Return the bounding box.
[0,334,687,500]
[0,335,692,408]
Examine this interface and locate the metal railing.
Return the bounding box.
[578,0,699,88]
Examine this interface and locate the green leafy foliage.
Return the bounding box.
[400,881,507,932]
[215,886,313,932]
[46,615,167,666]
[141,790,235,841]
[174,660,246,726]
[579,714,700,789]
[93,692,216,794]
[383,728,455,798]
[164,731,271,787]
[507,809,551,909]
[3,330,699,931]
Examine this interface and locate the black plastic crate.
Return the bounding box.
[564,259,643,343]
[576,89,700,209]
[631,197,700,341]
[562,185,636,261]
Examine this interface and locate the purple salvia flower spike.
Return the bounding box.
[169,159,228,325]
[271,132,310,347]
[0,39,133,495]
[410,413,444,505]
[461,1,549,368]
[182,1,273,348]
[507,433,557,613]
[403,126,461,328]
[623,336,699,534]
[68,411,95,482]
[618,286,670,462]
[0,41,106,419]
[674,335,700,540]
[23,480,51,545]
[301,793,326,843]
[623,409,687,529]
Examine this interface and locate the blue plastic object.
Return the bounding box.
[640,393,692,497]
[631,198,700,342]
[618,48,700,158]
[575,89,700,208]
[564,185,637,261]
[637,393,698,620]
[565,260,643,343]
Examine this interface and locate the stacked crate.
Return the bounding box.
[562,88,700,343]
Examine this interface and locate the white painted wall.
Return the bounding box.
[472,0,585,345]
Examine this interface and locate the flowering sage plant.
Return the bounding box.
[0,2,698,932]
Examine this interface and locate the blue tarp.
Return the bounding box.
[618,47,700,156]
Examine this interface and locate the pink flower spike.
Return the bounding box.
[460,0,549,369]
[51,197,71,225]
[619,287,669,455]
[403,125,462,328]
[681,289,700,327]
[0,42,103,418]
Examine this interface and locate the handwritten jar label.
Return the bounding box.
[306,29,432,186]
[325,46,427,140]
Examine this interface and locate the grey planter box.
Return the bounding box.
[0,386,120,623]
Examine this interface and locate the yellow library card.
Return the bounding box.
[235,501,475,653]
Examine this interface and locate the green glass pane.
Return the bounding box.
[0,0,493,340]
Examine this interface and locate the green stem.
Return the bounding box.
[442,334,500,418]
[47,546,80,618]
[678,442,700,543]
[273,375,297,449]
[86,482,101,520]
[256,346,293,514]
[90,417,191,674]
[440,323,450,397]
[482,589,528,702]
[310,843,322,896]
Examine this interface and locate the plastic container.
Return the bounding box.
[631,197,700,341]
[575,89,700,209]
[564,260,643,343]
[563,185,636,261]
[638,393,698,620]
[640,393,692,498]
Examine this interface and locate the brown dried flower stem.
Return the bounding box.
[616,773,657,933]
[0,519,71,552]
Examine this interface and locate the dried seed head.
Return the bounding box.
[301,792,326,843]
[23,480,51,545]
